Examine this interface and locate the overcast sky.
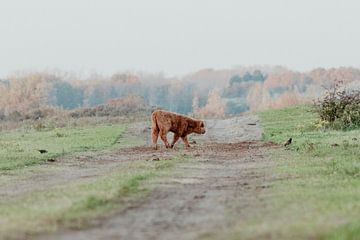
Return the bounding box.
[0,0,359,77]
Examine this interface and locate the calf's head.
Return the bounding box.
[189,120,206,134]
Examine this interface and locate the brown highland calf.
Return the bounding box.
[151,110,206,149]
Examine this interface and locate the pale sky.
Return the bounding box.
[0,0,359,77]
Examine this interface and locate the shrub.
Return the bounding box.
[69,95,150,118]
[314,82,360,129]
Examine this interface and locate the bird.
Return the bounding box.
[284,138,292,147]
[37,149,48,154]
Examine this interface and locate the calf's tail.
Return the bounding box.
[151,112,159,132]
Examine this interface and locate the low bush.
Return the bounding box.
[314,81,360,129]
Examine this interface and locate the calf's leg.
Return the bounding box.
[151,127,159,150]
[181,135,191,148]
[171,134,180,148]
[160,129,171,148]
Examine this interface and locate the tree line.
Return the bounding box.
[1,66,360,120]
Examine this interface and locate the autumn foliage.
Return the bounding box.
[194,90,225,118]
[1,66,360,121]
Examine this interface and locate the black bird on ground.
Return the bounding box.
[284,138,292,147]
[37,149,48,154]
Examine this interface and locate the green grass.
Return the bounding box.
[0,123,126,170]
[0,157,184,239]
[248,105,360,239]
[0,120,184,239]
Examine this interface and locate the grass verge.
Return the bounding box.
[0,123,126,170]
[244,105,360,239]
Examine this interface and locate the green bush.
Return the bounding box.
[314,82,360,129]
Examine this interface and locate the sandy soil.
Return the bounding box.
[1,115,277,240]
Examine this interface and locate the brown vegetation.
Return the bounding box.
[1,66,360,123]
[194,90,225,118]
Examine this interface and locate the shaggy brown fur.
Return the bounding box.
[151,110,206,149]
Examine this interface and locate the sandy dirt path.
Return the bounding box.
[35,115,277,240]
